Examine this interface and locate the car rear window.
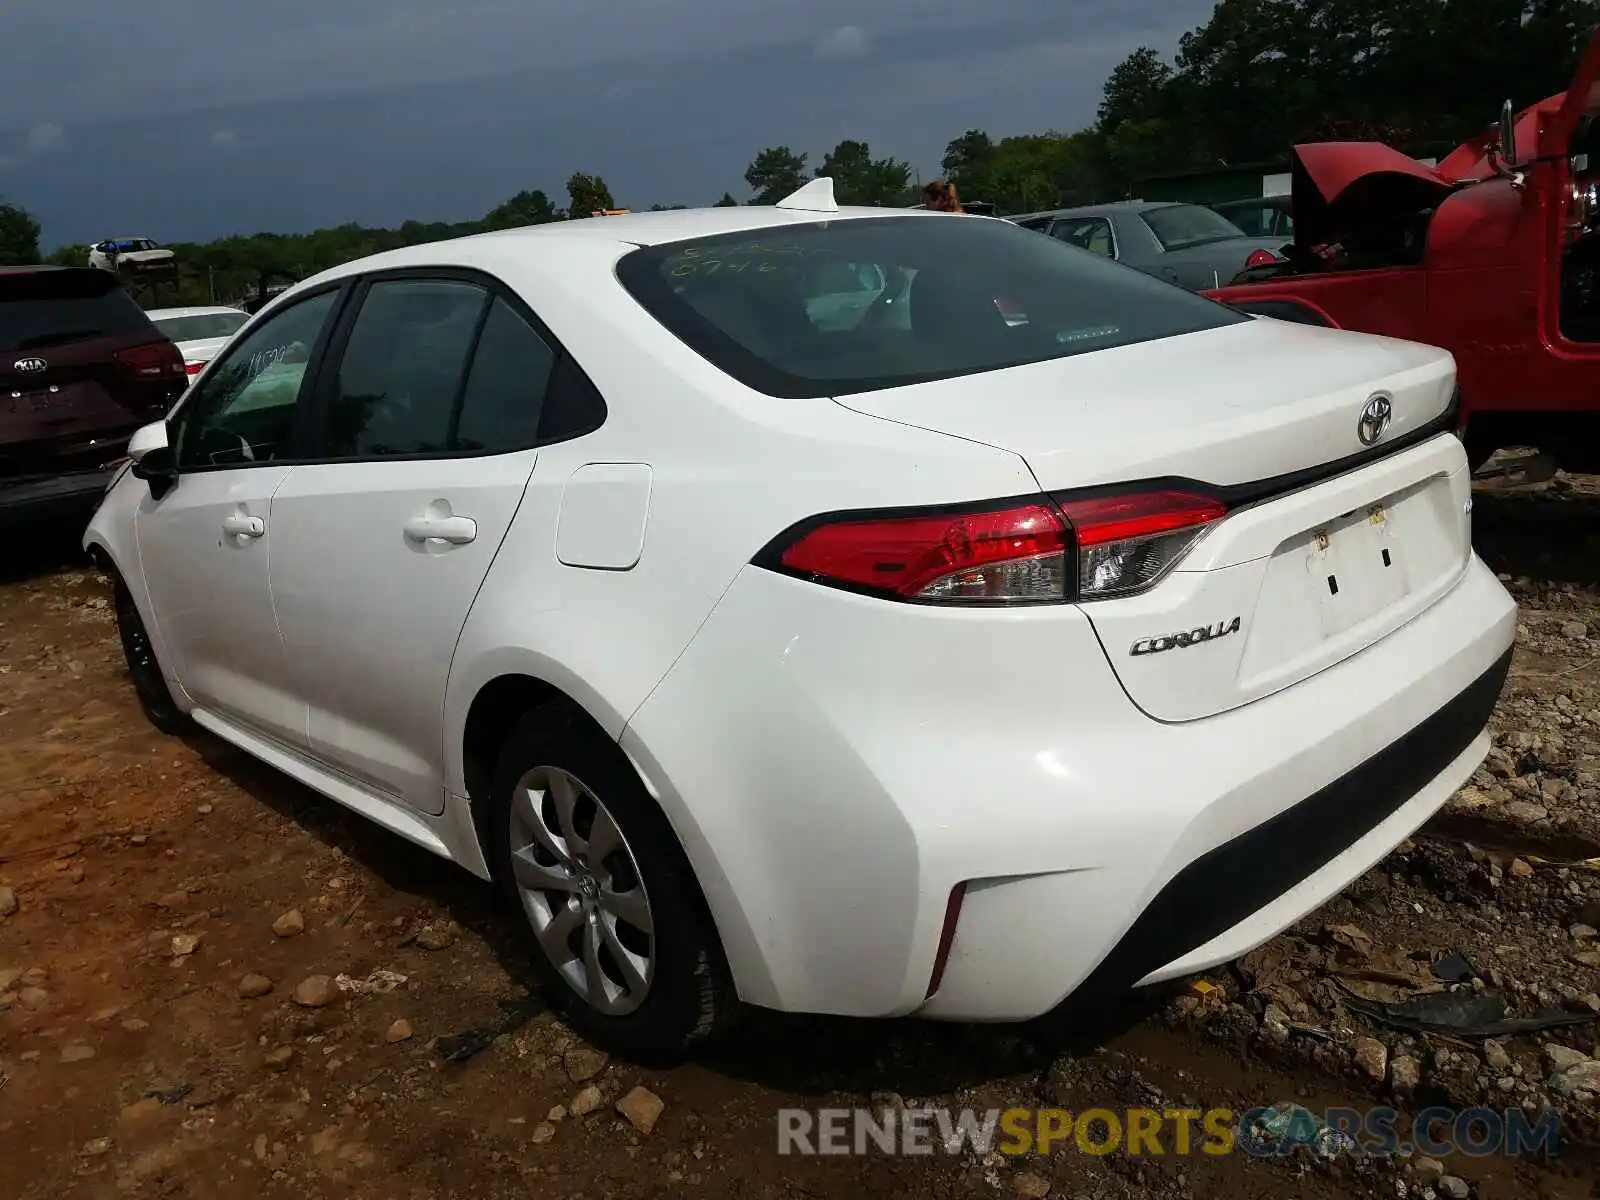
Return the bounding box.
[153,312,249,342]
[0,270,155,352]
[615,215,1248,398]
[1140,204,1251,251]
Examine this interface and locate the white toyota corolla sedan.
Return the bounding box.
[84,179,1516,1056]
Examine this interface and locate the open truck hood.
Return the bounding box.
[1290,142,1457,251]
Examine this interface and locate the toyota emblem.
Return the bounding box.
[1357,394,1393,446]
[12,357,47,375]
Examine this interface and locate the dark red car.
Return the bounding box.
[1,266,187,524]
[1206,27,1600,472]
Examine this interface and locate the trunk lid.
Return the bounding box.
[833,318,1456,492]
[835,318,1470,721]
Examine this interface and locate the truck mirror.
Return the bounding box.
[1498,99,1518,165]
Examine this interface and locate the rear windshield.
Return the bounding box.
[0,271,154,352]
[153,312,248,342]
[616,215,1247,398]
[1140,204,1250,251]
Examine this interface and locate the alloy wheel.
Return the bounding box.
[508,765,655,1016]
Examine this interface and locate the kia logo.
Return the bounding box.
[13,357,47,375]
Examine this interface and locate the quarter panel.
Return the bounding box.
[436,241,1039,800]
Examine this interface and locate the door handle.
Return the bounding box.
[403,514,477,545]
[221,513,265,538]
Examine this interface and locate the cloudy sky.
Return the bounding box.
[0,1,1215,248]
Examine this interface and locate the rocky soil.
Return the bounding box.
[1,473,1599,1199]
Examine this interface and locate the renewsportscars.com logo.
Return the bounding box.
[776,1104,1561,1159]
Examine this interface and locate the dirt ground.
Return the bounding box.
[4,473,1600,1200]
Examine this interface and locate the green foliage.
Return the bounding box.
[46,243,85,268]
[566,173,616,217]
[713,192,739,207]
[940,130,996,186]
[1108,0,1597,179]
[743,146,808,204]
[942,131,1106,214]
[815,139,915,207]
[1097,46,1173,131]
[482,189,557,230]
[0,200,41,266]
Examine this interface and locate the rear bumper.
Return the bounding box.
[1041,641,1508,998]
[622,554,1516,1021]
[0,467,117,524]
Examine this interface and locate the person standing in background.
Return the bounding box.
[921,180,964,213]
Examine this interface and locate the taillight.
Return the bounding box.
[1245,248,1285,269]
[1055,490,1228,599]
[115,342,186,379]
[771,502,1070,603]
[185,360,204,376]
[759,489,1227,604]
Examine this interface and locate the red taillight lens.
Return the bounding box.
[1245,248,1284,269]
[185,360,204,376]
[1055,491,1227,598]
[763,490,1226,604]
[775,502,1070,603]
[115,341,186,379]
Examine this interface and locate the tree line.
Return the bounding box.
[0,0,1593,305]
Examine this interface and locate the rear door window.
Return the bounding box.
[451,297,558,451]
[1047,217,1116,258]
[0,270,153,352]
[617,215,1247,398]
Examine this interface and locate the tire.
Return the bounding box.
[488,707,734,1059]
[112,577,188,736]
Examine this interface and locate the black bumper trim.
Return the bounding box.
[1072,645,1513,999]
[0,468,115,523]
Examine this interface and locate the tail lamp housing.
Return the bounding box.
[757,489,1227,605]
[115,341,187,380]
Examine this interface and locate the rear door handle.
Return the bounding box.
[221,513,265,538]
[403,514,477,545]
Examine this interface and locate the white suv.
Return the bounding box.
[86,191,1516,1056]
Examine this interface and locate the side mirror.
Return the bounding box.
[126,419,168,464]
[1498,98,1518,165]
[128,421,177,500]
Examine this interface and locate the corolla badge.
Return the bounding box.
[12,357,47,375]
[1357,394,1393,446]
[1130,617,1242,657]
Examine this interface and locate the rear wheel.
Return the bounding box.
[488,707,734,1059]
[112,578,188,735]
